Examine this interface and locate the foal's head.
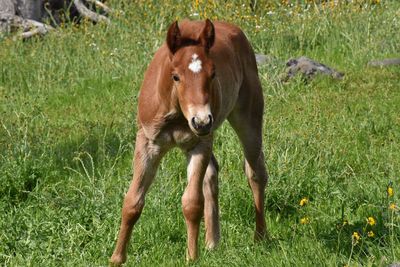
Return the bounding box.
[166,19,216,136]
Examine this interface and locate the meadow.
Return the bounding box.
[1,0,400,266]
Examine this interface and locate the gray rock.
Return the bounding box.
[284,56,344,81]
[255,54,344,82]
[368,58,400,67]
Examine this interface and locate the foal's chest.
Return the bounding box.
[151,121,201,151]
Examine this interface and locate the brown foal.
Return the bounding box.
[110,19,268,265]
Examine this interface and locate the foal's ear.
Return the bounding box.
[200,19,215,52]
[166,21,181,55]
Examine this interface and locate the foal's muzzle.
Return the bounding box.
[191,114,213,136]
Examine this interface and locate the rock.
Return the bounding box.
[284,56,344,81]
[368,58,400,67]
[255,54,344,82]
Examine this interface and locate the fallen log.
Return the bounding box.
[73,0,110,24]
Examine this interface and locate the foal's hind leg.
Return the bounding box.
[228,78,268,240]
[203,154,220,249]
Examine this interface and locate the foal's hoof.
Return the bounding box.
[109,254,126,267]
[254,230,268,242]
[186,249,199,263]
[205,237,220,250]
[205,241,218,250]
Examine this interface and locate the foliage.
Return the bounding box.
[1,0,399,266]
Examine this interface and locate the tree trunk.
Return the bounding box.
[15,0,44,21]
[1,0,111,39]
[0,0,15,15]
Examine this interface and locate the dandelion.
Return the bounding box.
[300,217,310,224]
[299,197,308,207]
[367,216,376,226]
[367,231,375,238]
[387,186,394,197]
[389,203,397,211]
[352,232,361,243]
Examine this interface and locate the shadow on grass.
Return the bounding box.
[0,122,135,205]
[52,125,134,175]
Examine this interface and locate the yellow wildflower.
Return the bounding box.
[352,232,361,243]
[367,216,376,226]
[342,219,349,226]
[299,197,309,207]
[387,186,394,197]
[389,203,397,211]
[367,231,375,238]
[300,217,310,225]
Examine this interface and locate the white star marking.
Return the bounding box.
[188,53,202,73]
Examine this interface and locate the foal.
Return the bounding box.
[110,19,268,265]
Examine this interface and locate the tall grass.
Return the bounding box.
[1,0,399,266]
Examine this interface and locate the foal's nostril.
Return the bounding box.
[191,117,198,130]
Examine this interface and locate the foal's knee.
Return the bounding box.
[245,157,268,186]
[182,193,204,222]
[122,196,145,225]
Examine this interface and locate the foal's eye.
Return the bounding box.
[172,74,180,82]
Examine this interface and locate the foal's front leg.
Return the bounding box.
[203,154,220,249]
[110,130,164,266]
[182,139,212,260]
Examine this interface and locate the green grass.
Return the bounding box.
[1,0,400,266]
